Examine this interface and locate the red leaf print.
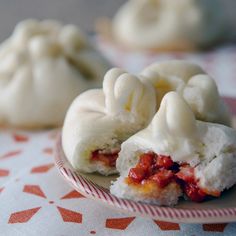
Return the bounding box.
[57,206,82,223]
[0,187,4,193]
[0,169,9,177]
[105,217,135,230]
[43,148,53,155]
[8,207,41,224]
[0,150,22,159]
[61,190,84,199]
[203,223,228,232]
[23,185,46,198]
[31,164,54,173]
[13,133,29,142]
[154,220,180,230]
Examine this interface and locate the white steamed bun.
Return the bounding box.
[141,60,230,125]
[62,68,156,175]
[0,19,110,128]
[112,0,227,50]
[111,92,236,205]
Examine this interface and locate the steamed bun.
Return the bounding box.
[112,0,227,51]
[141,60,230,125]
[111,92,236,205]
[62,68,156,175]
[62,60,231,176]
[0,19,110,128]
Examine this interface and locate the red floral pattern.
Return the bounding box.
[8,207,41,224]
[57,206,82,223]
[202,224,228,232]
[0,169,9,177]
[61,190,85,199]
[12,133,29,142]
[43,148,53,155]
[23,185,46,198]
[154,220,180,230]
[105,217,135,230]
[0,150,22,159]
[31,164,54,173]
[10,184,85,224]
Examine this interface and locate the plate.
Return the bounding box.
[54,97,236,224]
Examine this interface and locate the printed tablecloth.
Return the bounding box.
[1,129,236,236]
[1,41,236,236]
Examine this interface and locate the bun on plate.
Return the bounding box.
[62,68,156,175]
[141,60,230,125]
[111,92,236,205]
[62,60,231,177]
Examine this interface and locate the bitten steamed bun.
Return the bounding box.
[0,19,110,128]
[111,92,236,205]
[141,60,230,125]
[112,0,226,51]
[62,68,156,175]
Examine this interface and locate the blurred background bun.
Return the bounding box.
[0,0,235,43]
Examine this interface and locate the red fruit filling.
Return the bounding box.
[91,149,120,167]
[149,169,174,188]
[126,152,220,202]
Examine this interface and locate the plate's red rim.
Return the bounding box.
[55,136,236,222]
[55,96,236,222]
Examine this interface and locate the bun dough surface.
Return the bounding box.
[111,92,236,204]
[141,60,230,125]
[62,60,231,176]
[112,0,226,50]
[0,19,110,128]
[62,68,156,175]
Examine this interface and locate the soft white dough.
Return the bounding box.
[62,68,157,175]
[112,0,227,50]
[0,19,110,128]
[110,176,182,206]
[112,92,236,204]
[141,60,230,125]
